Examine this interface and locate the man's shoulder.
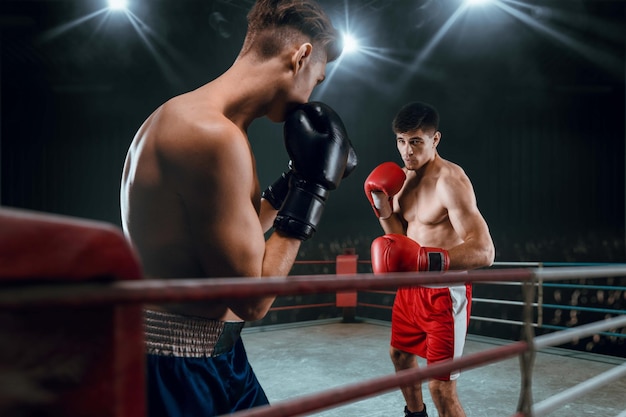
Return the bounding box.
[431,158,473,194]
[156,99,243,147]
[436,156,467,178]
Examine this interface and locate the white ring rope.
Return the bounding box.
[532,363,626,417]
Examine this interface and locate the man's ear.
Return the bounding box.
[433,131,442,147]
[291,43,313,74]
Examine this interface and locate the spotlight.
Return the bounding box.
[342,33,359,54]
[108,0,128,11]
[465,0,491,5]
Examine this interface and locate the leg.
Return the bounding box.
[389,346,426,414]
[429,379,465,417]
[424,284,471,417]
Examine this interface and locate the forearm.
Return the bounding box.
[447,237,495,271]
[259,198,278,233]
[262,230,302,276]
[379,213,405,235]
[228,231,301,321]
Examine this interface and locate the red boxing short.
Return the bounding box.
[390,283,472,381]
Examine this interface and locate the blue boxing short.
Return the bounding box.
[144,309,269,417]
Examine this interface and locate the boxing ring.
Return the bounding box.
[1,208,625,417]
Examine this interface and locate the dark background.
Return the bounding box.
[1,0,625,264]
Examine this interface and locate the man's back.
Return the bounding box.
[120,89,260,319]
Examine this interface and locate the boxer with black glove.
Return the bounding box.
[272,101,356,240]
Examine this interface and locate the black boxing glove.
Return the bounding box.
[261,167,292,210]
[344,141,358,179]
[274,102,356,240]
[264,142,356,211]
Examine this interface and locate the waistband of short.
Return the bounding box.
[416,270,470,288]
[144,309,245,358]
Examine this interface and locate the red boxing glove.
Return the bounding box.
[371,233,450,273]
[364,162,406,219]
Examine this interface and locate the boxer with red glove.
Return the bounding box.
[364,102,494,417]
[371,233,449,273]
[364,162,406,219]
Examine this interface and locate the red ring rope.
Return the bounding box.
[0,269,533,309]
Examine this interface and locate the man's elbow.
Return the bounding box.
[239,309,268,322]
[481,242,496,268]
[231,300,273,322]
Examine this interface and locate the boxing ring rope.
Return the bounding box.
[2,265,626,309]
[0,268,534,308]
[530,321,626,417]
[2,266,626,416]
[347,260,626,335]
[531,363,626,417]
[230,341,531,417]
[227,315,626,417]
[512,314,626,417]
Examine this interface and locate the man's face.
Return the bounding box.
[396,128,440,171]
[291,58,327,104]
[267,57,327,123]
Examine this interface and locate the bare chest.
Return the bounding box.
[397,180,448,227]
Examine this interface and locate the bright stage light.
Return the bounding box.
[466,0,491,5]
[108,0,128,11]
[342,33,359,54]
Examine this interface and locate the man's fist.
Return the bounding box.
[274,102,355,240]
[364,162,406,219]
[371,233,449,273]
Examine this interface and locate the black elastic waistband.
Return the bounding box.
[144,309,244,358]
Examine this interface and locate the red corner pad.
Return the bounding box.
[0,207,143,282]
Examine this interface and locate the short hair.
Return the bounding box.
[242,0,341,63]
[392,101,440,134]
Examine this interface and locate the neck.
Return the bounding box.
[409,153,439,179]
[209,55,287,130]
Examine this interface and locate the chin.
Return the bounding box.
[268,101,301,123]
[267,113,285,123]
[267,106,287,123]
[404,161,423,171]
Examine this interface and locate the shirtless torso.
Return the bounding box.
[121,87,264,320]
[383,129,494,271]
[120,39,328,322]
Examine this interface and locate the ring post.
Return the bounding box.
[0,208,145,417]
[335,250,358,322]
[516,271,537,416]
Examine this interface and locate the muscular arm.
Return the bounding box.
[379,209,406,235]
[438,173,495,270]
[166,122,300,321]
[377,180,408,235]
[259,198,278,234]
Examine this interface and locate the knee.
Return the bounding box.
[389,346,413,367]
[428,379,456,401]
[428,380,444,398]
